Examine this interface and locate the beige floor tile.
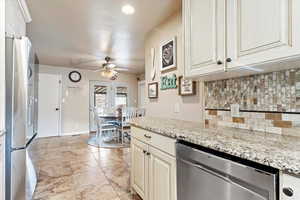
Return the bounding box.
[33,134,133,200]
[74,184,118,200]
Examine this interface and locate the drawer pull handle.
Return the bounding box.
[178,135,186,140]
[283,187,294,197]
[144,134,152,139]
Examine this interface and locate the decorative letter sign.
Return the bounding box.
[161,74,177,90]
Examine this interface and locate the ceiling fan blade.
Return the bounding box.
[107,63,117,69]
[114,67,130,71]
[73,59,105,67]
[93,68,105,72]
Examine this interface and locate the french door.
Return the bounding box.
[89,81,129,132]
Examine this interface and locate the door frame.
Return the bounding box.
[88,80,130,132]
[38,73,62,138]
[138,80,145,108]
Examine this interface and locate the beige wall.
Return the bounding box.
[39,65,138,135]
[145,12,204,122]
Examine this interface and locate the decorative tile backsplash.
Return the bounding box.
[204,68,300,136]
[205,110,300,136]
[205,68,300,112]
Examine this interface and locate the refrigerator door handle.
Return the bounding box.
[11,132,38,152]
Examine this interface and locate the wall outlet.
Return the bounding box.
[174,103,180,113]
[231,104,240,117]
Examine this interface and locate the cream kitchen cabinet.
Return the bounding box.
[281,174,300,200]
[183,0,300,78]
[226,0,300,70]
[183,0,226,77]
[148,146,176,200]
[131,127,177,200]
[131,138,149,200]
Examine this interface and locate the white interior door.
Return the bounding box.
[138,81,146,108]
[38,73,61,138]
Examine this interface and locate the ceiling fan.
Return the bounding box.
[93,56,128,80]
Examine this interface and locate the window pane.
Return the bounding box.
[115,87,128,107]
[94,85,108,113]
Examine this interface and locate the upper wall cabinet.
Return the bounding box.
[227,0,300,69]
[183,0,225,77]
[183,0,300,78]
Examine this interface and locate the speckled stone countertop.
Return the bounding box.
[130,117,300,176]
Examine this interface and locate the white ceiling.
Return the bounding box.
[26,0,181,74]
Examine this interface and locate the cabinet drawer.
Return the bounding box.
[281,174,300,200]
[131,127,176,157]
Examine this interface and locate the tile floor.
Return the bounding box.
[31,134,142,200]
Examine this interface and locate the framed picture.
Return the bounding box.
[178,76,196,96]
[160,37,176,72]
[148,82,158,98]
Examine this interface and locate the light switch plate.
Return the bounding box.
[174,103,180,113]
[231,104,240,117]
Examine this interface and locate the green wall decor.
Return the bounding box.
[160,74,177,90]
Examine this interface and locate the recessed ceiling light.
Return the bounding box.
[122,4,135,15]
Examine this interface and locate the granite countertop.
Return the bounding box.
[130,117,300,176]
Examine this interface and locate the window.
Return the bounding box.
[94,85,108,113]
[115,87,128,107]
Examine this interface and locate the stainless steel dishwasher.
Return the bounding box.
[176,141,279,200]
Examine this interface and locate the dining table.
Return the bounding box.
[87,111,129,148]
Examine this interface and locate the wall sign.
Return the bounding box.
[178,76,196,96]
[161,74,177,90]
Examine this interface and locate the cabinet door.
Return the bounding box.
[148,146,176,200]
[131,138,148,200]
[183,0,225,77]
[227,0,300,69]
[281,174,300,200]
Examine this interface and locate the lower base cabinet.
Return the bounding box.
[132,138,148,199]
[131,128,176,200]
[148,146,176,200]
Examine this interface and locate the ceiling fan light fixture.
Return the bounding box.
[122,4,135,15]
[101,69,118,79]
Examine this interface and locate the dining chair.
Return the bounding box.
[93,108,118,145]
[118,107,146,144]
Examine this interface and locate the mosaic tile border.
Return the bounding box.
[205,110,300,137]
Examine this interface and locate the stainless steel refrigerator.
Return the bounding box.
[5,35,39,200]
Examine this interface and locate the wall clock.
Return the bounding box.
[69,71,81,83]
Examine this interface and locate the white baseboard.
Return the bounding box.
[62,131,89,136]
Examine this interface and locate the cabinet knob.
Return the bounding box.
[217,60,223,65]
[283,187,294,197]
[144,134,152,139]
[143,150,147,154]
[226,58,232,63]
[146,152,151,156]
